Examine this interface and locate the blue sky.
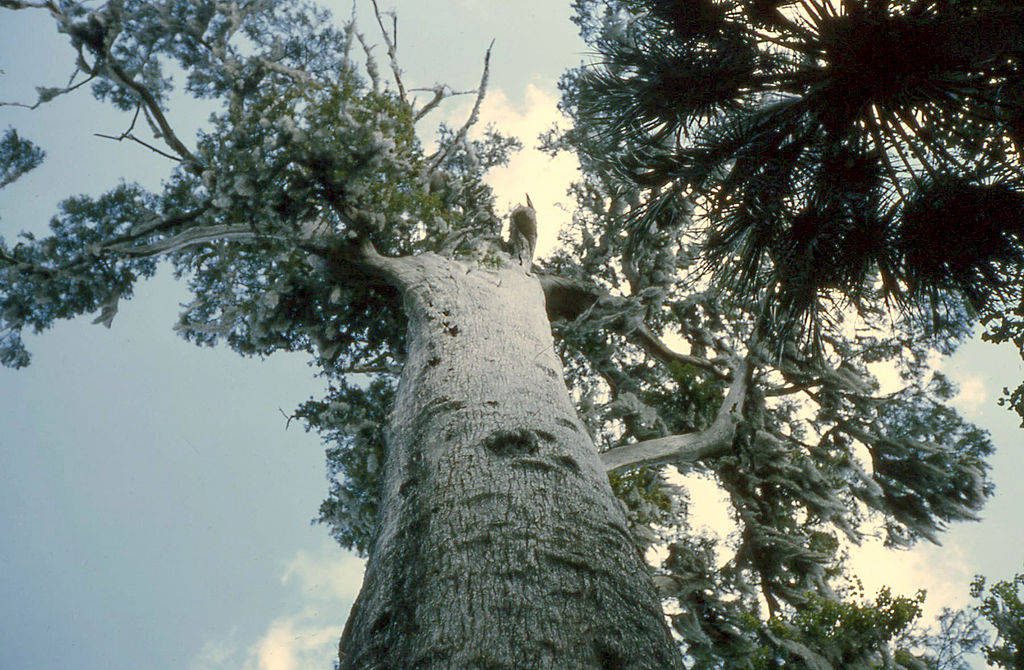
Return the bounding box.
[0,2,1021,669]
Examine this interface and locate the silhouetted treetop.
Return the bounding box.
[565,0,1024,340]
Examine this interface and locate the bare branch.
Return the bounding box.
[92,103,184,162]
[429,41,493,171]
[94,132,182,162]
[508,201,537,267]
[0,1,58,11]
[602,357,750,473]
[258,58,314,85]
[537,274,727,379]
[0,74,96,110]
[764,628,835,670]
[763,380,821,397]
[338,363,401,375]
[105,224,257,257]
[370,0,406,102]
[104,206,210,249]
[412,85,477,123]
[103,59,202,172]
[347,236,417,284]
[1,206,211,279]
[355,31,381,91]
[297,234,417,290]
[629,322,730,380]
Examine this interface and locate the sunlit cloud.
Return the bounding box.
[445,83,581,256]
[952,375,988,416]
[189,630,242,670]
[849,538,974,619]
[248,612,340,670]
[282,549,365,602]
[190,547,364,670]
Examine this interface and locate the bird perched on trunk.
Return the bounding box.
[507,194,537,267]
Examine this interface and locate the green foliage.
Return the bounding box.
[609,466,685,545]
[972,570,1024,669]
[1,3,1012,669]
[298,377,394,555]
[565,0,1024,345]
[550,3,1004,665]
[659,537,938,670]
[982,303,1024,427]
[1,0,522,372]
[0,0,522,557]
[0,127,44,189]
[867,385,993,546]
[1,183,160,367]
[774,588,925,667]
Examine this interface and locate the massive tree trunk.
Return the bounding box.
[339,253,682,670]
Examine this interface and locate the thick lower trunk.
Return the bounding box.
[339,255,682,670]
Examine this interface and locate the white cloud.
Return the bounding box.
[868,359,906,396]
[244,550,365,669]
[190,548,364,670]
[927,350,992,416]
[676,472,736,536]
[248,612,340,670]
[282,549,366,603]
[445,83,581,256]
[670,468,975,621]
[952,375,988,415]
[190,631,243,670]
[868,345,992,420]
[848,538,974,620]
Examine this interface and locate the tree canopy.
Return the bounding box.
[1,0,1021,668]
[564,0,1024,354]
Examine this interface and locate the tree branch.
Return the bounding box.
[0,74,95,110]
[298,235,416,290]
[537,273,727,379]
[429,41,493,171]
[258,58,314,85]
[105,224,256,257]
[94,127,183,163]
[0,1,58,12]
[412,85,477,123]
[601,357,750,473]
[1,206,211,278]
[629,321,730,380]
[354,30,381,91]
[103,59,203,172]
[370,0,406,102]
[507,199,537,267]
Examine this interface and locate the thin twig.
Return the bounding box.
[94,131,183,163]
[104,59,203,172]
[0,74,96,110]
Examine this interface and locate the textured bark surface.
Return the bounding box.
[339,254,682,670]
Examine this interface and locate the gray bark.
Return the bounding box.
[339,254,683,670]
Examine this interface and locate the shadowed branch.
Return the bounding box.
[601,357,750,473]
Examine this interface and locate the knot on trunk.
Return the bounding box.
[482,428,541,457]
